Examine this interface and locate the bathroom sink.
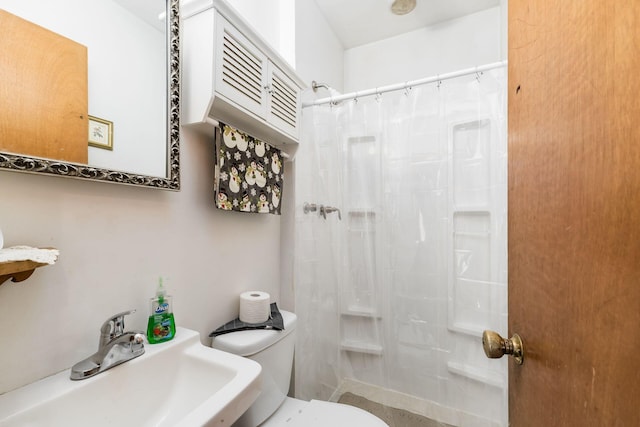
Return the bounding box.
[0,327,261,426]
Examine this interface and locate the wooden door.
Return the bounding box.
[508,0,640,425]
[0,10,88,164]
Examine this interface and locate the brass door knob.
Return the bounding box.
[482,330,524,365]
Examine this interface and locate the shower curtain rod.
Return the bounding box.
[302,60,507,108]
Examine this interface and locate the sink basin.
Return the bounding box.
[0,327,261,426]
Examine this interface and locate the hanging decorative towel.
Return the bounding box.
[214,123,284,215]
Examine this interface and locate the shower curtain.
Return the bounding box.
[294,67,507,427]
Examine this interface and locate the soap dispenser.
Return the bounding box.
[146,277,176,344]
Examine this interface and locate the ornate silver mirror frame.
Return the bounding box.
[0,0,180,190]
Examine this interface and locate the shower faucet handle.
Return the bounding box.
[303,203,318,214]
[320,206,341,220]
[304,203,341,220]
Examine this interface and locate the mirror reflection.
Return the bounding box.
[0,0,179,188]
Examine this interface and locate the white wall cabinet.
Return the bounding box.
[214,14,268,121]
[266,64,300,139]
[183,0,305,151]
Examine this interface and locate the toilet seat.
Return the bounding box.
[259,397,388,427]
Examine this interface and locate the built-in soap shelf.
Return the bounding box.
[340,307,383,356]
[340,340,384,356]
[341,306,382,319]
[448,321,485,337]
[453,230,491,238]
[347,209,378,235]
[347,210,376,217]
[447,361,506,389]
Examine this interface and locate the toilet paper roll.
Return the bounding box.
[239,291,271,324]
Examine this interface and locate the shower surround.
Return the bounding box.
[295,66,507,427]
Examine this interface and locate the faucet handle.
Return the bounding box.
[321,206,342,220]
[303,202,318,214]
[100,309,136,347]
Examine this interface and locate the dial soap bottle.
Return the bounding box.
[146,277,176,343]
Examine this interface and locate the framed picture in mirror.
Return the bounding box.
[88,116,113,151]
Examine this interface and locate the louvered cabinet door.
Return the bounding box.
[214,15,268,120]
[267,64,300,140]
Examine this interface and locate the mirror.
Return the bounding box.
[0,0,180,189]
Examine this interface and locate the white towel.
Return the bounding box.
[0,246,59,265]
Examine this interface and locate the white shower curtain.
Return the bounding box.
[294,67,507,427]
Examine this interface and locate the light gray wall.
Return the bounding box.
[0,0,344,395]
[0,130,281,393]
[227,0,296,68]
[344,7,502,92]
[295,0,345,94]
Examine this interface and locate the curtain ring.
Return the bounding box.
[404,84,412,96]
[375,89,382,102]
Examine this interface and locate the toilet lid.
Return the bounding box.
[260,398,388,427]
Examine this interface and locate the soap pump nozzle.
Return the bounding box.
[156,277,166,303]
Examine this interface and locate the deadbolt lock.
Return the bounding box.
[482,330,524,365]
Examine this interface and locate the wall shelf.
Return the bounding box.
[447,361,506,389]
[340,340,384,356]
[0,260,48,285]
[0,248,58,286]
[341,306,382,318]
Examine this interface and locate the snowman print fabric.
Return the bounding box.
[215,123,284,215]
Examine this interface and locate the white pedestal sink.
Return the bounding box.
[0,327,261,426]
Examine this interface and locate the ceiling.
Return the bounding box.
[313,0,500,49]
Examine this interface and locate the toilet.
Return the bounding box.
[211,310,388,427]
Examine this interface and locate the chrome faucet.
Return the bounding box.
[70,310,145,380]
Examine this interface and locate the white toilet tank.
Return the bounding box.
[211,310,297,427]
